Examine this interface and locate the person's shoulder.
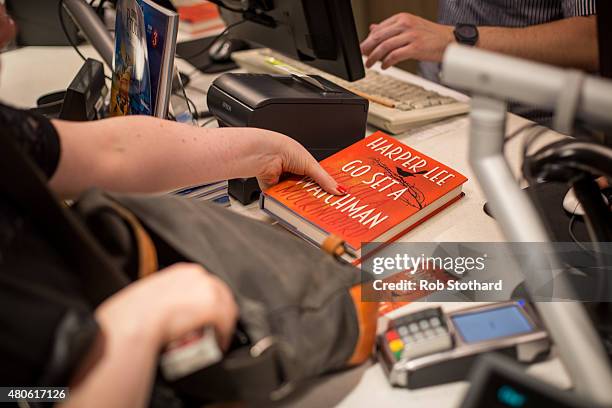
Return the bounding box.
[0,101,61,179]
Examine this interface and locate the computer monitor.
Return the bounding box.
[7,0,79,46]
[461,354,601,408]
[597,0,611,79]
[596,0,611,146]
[213,0,365,82]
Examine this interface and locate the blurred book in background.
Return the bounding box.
[170,180,231,207]
[171,0,224,35]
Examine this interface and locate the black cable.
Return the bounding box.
[182,86,213,120]
[172,74,198,124]
[96,0,110,15]
[504,122,539,145]
[568,206,590,253]
[58,0,113,81]
[185,95,200,121]
[186,85,209,95]
[500,122,547,184]
[521,126,550,185]
[58,0,88,62]
[177,19,247,61]
[207,0,244,13]
[200,117,217,127]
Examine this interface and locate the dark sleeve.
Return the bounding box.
[0,222,97,386]
[0,103,61,179]
[562,0,597,17]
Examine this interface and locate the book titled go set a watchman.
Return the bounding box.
[260,132,468,262]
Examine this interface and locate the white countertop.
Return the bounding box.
[0,44,570,408]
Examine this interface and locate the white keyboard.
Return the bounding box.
[231,48,470,134]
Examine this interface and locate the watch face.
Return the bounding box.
[457,25,477,40]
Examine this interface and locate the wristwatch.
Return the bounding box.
[454,24,479,46]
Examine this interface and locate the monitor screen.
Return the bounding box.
[452,306,534,344]
[218,0,365,81]
[460,354,599,408]
[473,372,595,408]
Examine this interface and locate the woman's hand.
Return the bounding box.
[95,263,238,349]
[251,129,344,194]
[360,13,454,69]
[65,264,237,408]
[51,118,345,199]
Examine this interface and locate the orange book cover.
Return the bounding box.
[261,131,468,254]
[177,2,220,23]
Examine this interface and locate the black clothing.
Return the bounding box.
[0,103,91,386]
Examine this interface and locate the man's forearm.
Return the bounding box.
[50,116,276,198]
[477,16,598,71]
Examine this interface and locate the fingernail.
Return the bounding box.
[337,185,349,195]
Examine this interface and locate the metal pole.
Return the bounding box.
[442,45,612,404]
[467,96,612,405]
[62,0,114,68]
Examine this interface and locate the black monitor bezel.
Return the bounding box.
[218,0,365,82]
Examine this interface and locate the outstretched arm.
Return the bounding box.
[361,14,598,72]
[50,116,341,198]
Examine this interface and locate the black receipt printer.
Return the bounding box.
[207,73,368,203]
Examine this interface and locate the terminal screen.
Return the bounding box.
[452,305,534,344]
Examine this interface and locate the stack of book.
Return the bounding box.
[260,131,468,263]
[171,181,230,207]
[174,1,224,35]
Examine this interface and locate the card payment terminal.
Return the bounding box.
[376,301,550,389]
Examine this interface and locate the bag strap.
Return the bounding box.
[102,200,159,278]
[224,337,296,403]
[321,234,347,259]
[0,133,129,306]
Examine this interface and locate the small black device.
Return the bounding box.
[34,91,68,118]
[377,302,549,389]
[208,73,368,204]
[227,177,261,206]
[454,24,479,46]
[461,353,601,408]
[32,58,107,121]
[60,58,108,121]
[215,0,365,82]
[208,73,368,160]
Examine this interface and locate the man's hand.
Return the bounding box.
[361,13,454,69]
